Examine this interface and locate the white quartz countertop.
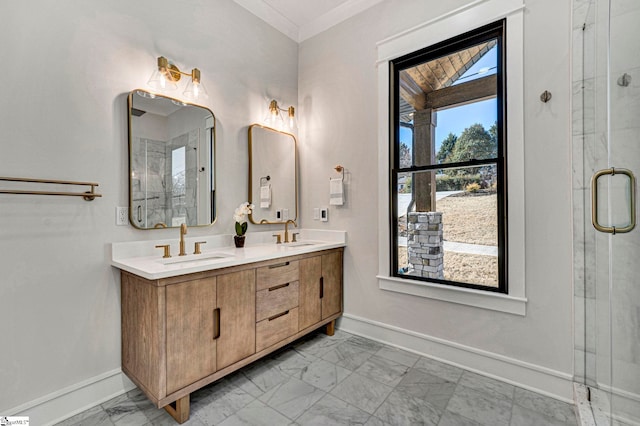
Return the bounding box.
[111,229,346,280]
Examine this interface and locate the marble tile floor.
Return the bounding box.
[56,329,578,426]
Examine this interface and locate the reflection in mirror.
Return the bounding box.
[248,124,297,224]
[128,90,215,229]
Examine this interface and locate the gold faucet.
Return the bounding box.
[284,219,297,243]
[179,223,187,256]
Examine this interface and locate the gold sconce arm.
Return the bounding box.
[149,56,208,100]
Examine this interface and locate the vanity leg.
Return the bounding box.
[325,320,335,336]
[164,395,190,424]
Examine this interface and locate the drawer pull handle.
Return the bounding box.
[213,308,220,340]
[268,310,289,321]
[268,261,290,269]
[320,277,324,299]
[268,283,290,292]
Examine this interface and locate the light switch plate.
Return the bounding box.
[313,207,320,220]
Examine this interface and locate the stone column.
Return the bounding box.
[407,212,444,279]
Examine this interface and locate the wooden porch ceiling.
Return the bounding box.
[399,40,497,122]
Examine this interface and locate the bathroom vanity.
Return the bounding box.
[111,231,345,423]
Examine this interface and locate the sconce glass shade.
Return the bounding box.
[264,100,284,130]
[285,106,297,131]
[183,68,209,101]
[148,56,181,91]
[147,68,178,91]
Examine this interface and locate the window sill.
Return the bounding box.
[377,275,527,315]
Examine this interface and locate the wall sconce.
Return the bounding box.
[147,56,208,101]
[264,99,297,131]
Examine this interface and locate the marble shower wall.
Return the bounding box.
[605,2,640,422]
[572,0,640,423]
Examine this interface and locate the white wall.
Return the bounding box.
[298,0,574,398]
[0,0,297,416]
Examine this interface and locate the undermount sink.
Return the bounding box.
[160,252,233,265]
[284,241,319,247]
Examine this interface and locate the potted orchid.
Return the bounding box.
[233,202,254,247]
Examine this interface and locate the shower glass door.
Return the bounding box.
[589,0,639,424]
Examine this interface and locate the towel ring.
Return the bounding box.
[333,165,344,181]
[260,176,271,186]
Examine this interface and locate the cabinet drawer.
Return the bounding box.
[256,308,299,352]
[256,261,299,291]
[256,281,299,322]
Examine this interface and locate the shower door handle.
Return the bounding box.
[591,167,636,234]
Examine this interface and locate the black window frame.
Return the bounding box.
[389,19,508,294]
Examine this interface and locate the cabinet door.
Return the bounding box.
[216,269,256,369]
[166,277,217,395]
[298,256,322,331]
[321,251,343,320]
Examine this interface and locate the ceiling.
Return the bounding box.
[399,40,497,121]
[233,0,383,42]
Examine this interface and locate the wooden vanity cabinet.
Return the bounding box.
[215,270,256,369]
[165,277,217,395]
[165,269,255,394]
[121,248,343,424]
[299,250,343,332]
[255,260,300,352]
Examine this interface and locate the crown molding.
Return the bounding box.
[299,0,383,42]
[234,0,383,43]
[234,0,299,41]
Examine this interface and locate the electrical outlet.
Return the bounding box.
[116,207,128,226]
[320,207,328,222]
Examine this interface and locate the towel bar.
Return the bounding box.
[0,176,102,201]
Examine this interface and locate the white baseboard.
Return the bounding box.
[338,313,575,403]
[6,369,136,426]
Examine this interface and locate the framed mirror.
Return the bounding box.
[127,89,215,229]
[248,124,297,224]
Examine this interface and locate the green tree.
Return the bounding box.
[436,133,457,164]
[399,142,412,168]
[447,123,496,163]
[444,123,497,187]
[489,123,498,145]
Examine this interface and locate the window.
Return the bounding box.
[390,20,507,293]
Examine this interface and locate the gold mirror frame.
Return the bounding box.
[127,89,216,229]
[248,124,298,224]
